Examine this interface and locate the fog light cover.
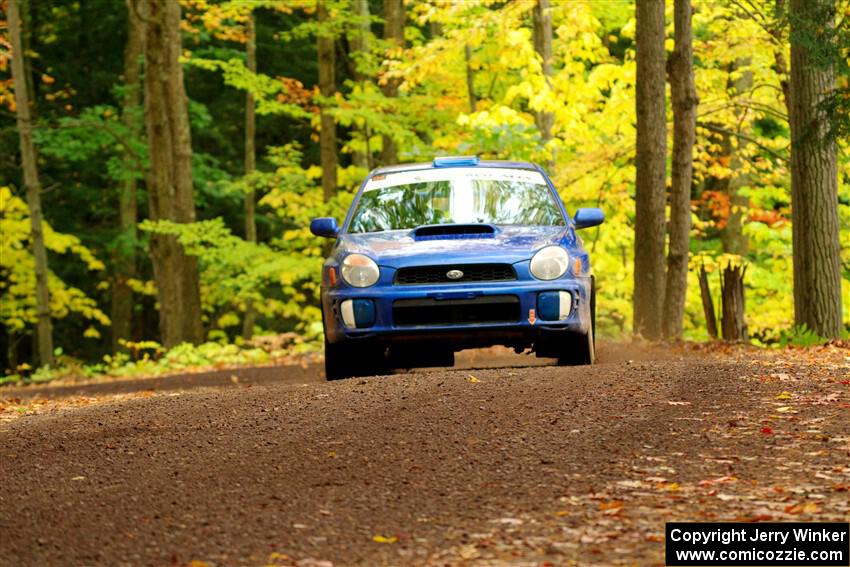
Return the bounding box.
[340,299,376,328]
[537,291,572,321]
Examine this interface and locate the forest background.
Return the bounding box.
[1,0,848,382]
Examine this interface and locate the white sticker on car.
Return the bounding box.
[364,167,547,192]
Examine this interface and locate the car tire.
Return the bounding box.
[557,324,594,366]
[590,276,597,346]
[554,280,596,366]
[324,335,386,380]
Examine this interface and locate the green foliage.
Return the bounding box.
[140,216,322,340]
[3,338,316,386]
[2,0,849,375]
[0,187,110,336]
[188,57,311,118]
[777,325,830,348]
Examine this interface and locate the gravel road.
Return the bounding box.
[1,343,848,566]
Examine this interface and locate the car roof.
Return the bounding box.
[369,159,542,177]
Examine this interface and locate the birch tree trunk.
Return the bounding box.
[789,0,843,338]
[663,0,697,340]
[112,5,144,351]
[140,0,204,347]
[380,0,404,165]
[317,0,337,202]
[633,0,668,340]
[9,0,54,367]
[242,11,257,340]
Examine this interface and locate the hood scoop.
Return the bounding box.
[412,224,497,241]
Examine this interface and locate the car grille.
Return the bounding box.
[395,263,516,285]
[393,295,520,327]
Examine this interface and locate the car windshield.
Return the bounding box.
[347,167,564,233]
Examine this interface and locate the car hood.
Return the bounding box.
[338,225,571,269]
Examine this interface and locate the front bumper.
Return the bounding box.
[322,276,592,348]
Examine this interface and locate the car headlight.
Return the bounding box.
[341,254,380,287]
[530,246,569,280]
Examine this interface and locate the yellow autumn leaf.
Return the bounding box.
[372,535,398,544]
[83,327,101,339]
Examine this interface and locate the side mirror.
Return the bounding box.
[310,217,340,238]
[573,208,605,230]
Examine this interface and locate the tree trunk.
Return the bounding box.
[698,264,718,339]
[349,0,371,171]
[663,0,697,340]
[718,59,753,258]
[532,0,554,170]
[464,44,476,113]
[18,0,37,120]
[112,5,144,352]
[380,0,404,165]
[317,0,337,202]
[772,0,792,110]
[720,263,747,341]
[140,0,204,348]
[242,11,257,341]
[789,0,843,338]
[9,0,54,367]
[633,0,667,341]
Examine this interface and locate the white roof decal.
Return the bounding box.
[364,167,547,192]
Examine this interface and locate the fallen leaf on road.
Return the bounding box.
[493,517,523,526]
[775,391,793,400]
[784,502,821,515]
[457,544,479,559]
[599,501,624,515]
[372,535,397,544]
[667,401,691,406]
[698,476,737,487]
[466,375,480,383]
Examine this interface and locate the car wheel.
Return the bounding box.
[557,324,595,366]
[324,335,386,380]
[590,276,597,346]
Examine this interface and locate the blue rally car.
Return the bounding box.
[310,156,604,380]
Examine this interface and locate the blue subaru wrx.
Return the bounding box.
[310,156,604,380]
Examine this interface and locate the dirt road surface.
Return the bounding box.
[1,343,848,566]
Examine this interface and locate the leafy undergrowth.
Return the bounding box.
[1,333,319,388]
